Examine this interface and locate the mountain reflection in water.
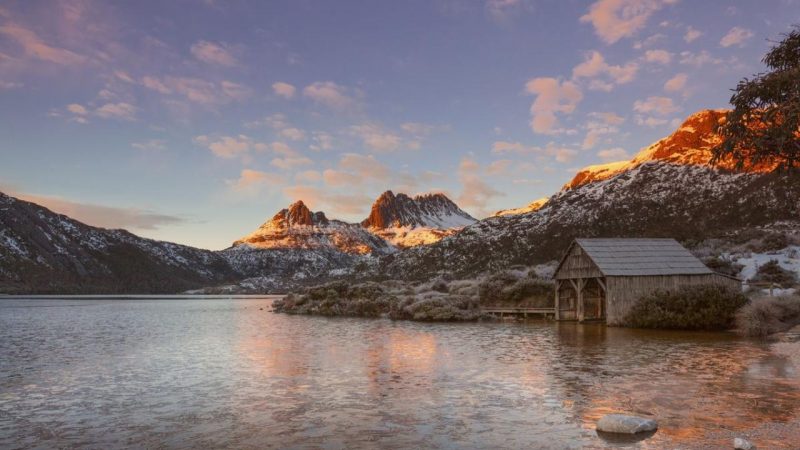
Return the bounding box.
[1,297,798,449]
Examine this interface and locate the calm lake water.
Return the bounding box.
[1,296,799,449]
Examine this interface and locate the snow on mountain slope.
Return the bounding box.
[372,121,800,281]
[377,163,796,280]
[493,197,549,217]
[565,109,776,190]
[233,200,394,255]
[361,191,476,248]
[0,191,237,293]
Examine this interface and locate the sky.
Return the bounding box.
[1,0,798,250]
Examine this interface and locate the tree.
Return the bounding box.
[712,26,800,172]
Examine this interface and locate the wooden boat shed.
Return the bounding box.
[553,238,741,325]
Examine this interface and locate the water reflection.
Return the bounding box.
[1,297,799,449]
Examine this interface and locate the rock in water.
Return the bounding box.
[734,437,755,450]
[596,414,658,434]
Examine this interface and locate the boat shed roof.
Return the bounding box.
[559,238,713,277]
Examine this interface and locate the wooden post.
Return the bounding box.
[554,280,561,321]
[597,277,607,320]
[578,278,584,322]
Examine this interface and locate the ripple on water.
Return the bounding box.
[1,297,799,449]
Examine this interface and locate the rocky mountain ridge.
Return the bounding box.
[369,108,800,281]
[232,200,394,256]
[564,109,776,190]
[0,192,237,293]
[360,191,476,248]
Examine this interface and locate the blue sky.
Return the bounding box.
[1,0,797,249]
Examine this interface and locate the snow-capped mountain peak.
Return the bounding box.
[361,190,476,248]
[232,201,393,255]
[565,109,776,189]
[361,190,475,229]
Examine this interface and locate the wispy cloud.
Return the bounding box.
[349,123,404,152]
[194,134,267,160]
[140,76,252,107]
[572,51,638,91]
[131,139,167,151]
[56,102,137,123]
[664,73,687,92]
[720,27,754,48]
[246,114,306,141]
[456,157,503,217]
[7,189,185,231]
[684,26,702,43]
[633,96,678,115]
[95,102,137,120]
[190,40,238,66]
[643,49,672,65]
[0,23,85,65]
[303,81,359,110]
[272,81,296,99]
[491,141,577,163]
[227,169,286,195]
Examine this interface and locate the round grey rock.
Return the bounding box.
[596,414,658,434]
[734,437,755,450]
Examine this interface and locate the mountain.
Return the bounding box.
[370,110,800,281]
[565,109,776,189]
[232,200,393,255]
[493,197,549,217]
[360,191,476,247]
[3,109,797,294]
[216,200,394,290]
[0,192,236,294]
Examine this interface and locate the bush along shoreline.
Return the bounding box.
[274,267,800,335]
[620,285,748,331]
[272,268,554,322]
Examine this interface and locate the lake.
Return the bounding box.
[1,296,798,449]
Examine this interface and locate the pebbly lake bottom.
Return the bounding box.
[0,296,799,449]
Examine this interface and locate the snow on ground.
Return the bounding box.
[0,229,28,258]
[730,246,800,281]
[374,226,459,248]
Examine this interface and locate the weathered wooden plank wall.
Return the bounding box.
[605,274,741,325]
[555,245,603,280]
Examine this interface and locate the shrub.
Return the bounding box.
[393,293,481,321]
[735,296,800,338]
[762,233,790,252]
[276,278,483,321]
[752,260,797,288]
[622,285,748,330]
[478,270,553,307]
[744,232,792,253]
[703,256,744,277]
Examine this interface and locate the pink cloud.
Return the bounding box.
[190,40,238,66]
[303,81,357,110]
[580,0,677,44]
[0,23,85,65]
[272,82,296,99]
[664,73,687,92]
[524,77,583,134]
[227,169,286,194]
[720,27,754,48]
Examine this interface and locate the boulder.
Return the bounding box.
[734,437,755,450]
[596,414,658,434]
